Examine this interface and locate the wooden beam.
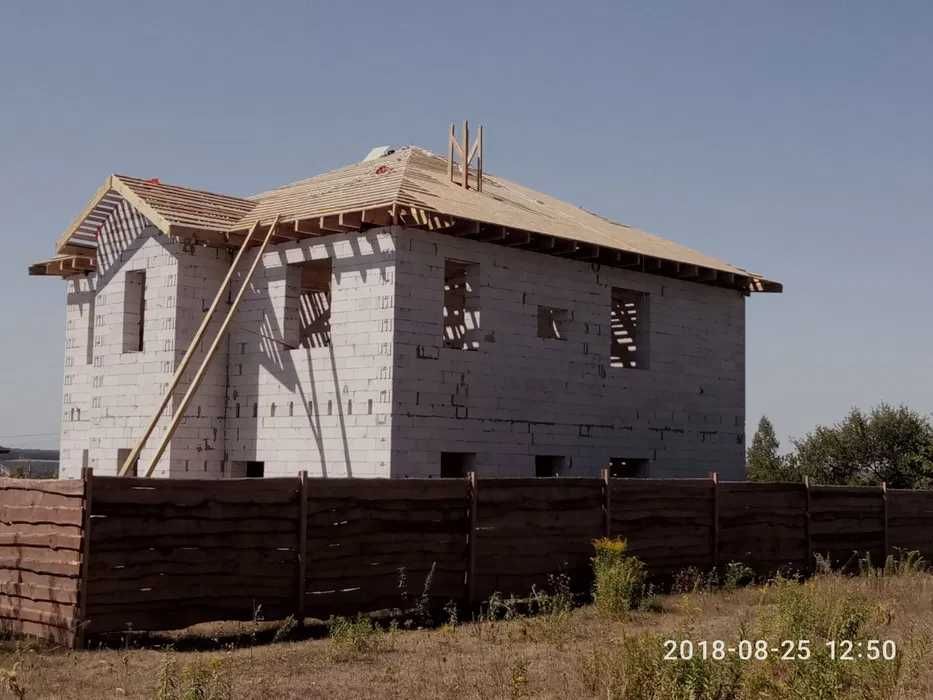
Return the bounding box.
[451,221,482,238]
[613,251,641,268]
[552,239,578,255]
[478,227,507,242]
[110,176,174,237]
[462,120,470,189]
[504,230,532,247]
[570,244,600,260]
[448,123,455,182]
[677,264,700,280]
[477,125,484,192]
[338,211,363,230]
[319,215,350,233]
[294,218,324,236]
[55,177,118,254]
[143,216,282,477]
[60,244,97,257]
[360,207,393,229]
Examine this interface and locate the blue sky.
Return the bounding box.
[1,1,931,452]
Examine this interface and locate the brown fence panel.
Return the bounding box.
[718,482,808,573]
[304,479,468,617]
[809,485,884,569]
[610,479,714,574]
[474,478,603,600]
[887,490,933,561]
[85,476,300,635]
[0,478,85,646]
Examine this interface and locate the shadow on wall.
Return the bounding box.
[228,233,394,477]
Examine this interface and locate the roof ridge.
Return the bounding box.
[248,147,416,201]
[114,174,252,204]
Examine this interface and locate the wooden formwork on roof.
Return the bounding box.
[33,147,781,293]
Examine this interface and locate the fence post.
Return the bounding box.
[297,471,308,625]
[710,472,719,568]
[601,468,611,537]
[75,467,94,650]
[804,476,812,572]
[881,481,889,563]
[466,471,478,608]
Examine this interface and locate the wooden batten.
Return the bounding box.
[504,230,532,247]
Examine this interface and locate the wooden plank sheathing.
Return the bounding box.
[473,479,603,600]
[609,479,715,574]
[84,477,301,635]
[0,477,86,647]
[718,482,808,572]
[304,479,469,619]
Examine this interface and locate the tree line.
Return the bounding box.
[747,403,933,489]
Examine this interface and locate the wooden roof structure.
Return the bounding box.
[30,147,781,293]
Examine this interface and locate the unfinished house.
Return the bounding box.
[30,128,781,481]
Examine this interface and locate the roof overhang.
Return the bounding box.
[54,175,173,255]
[33,153,781,295]
[230,203,781,294]
[29,254,96,278]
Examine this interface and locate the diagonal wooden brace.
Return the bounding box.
[118,221,262,477]
[143,216,282,477]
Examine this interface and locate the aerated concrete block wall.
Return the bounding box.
[224,230,396,477]
[389,228,746,479]
[60,202,181,478]
[59,219,745,480]
[167,244,233,478]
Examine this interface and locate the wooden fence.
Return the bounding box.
[2,471,932,648]
[0,478,87,645]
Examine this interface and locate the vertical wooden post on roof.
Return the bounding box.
[466,471,479,608]
[297,471,308,625]
[448,120,484,191]
[462,120,470,189]
[119,221,261,476]
[804,475,813,572]
[710,471,720,568]
[448,123,455,183]
[74,467,94,649]
[144,216,282,477]
[476,125,484,192]
[601,467,611,537]
[881,481,889,564]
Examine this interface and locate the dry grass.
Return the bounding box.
[3,568,933,699]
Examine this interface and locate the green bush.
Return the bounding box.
[723,562,755,591]
[155,654,232,700]
[326,615,384,659]
[592,538,648,616]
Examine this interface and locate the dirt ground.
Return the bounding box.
[3,569,932,699]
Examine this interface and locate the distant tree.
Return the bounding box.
[746,416,789,481]
[792,404,933,489]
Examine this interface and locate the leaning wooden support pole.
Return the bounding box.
[119,221,261,476]
[143,216,281,477]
